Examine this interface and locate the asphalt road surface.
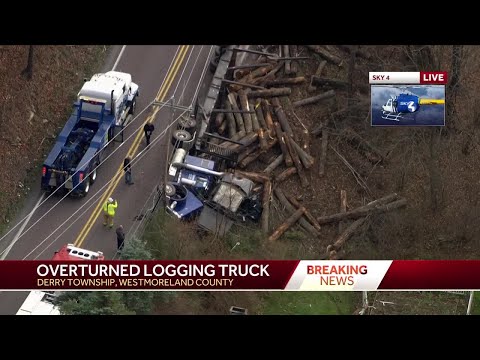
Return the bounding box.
[0,45,214,314]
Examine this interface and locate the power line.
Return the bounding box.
[119,46,215,253]
[26,108,190,260]
[0,45,184,249]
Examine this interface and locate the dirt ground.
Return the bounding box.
[0,45,105,226]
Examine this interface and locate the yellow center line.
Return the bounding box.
[74,45,190,248]
[73,45,189,247]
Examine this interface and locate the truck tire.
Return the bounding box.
[81,178,90,197]
[171,129,192,147]
[177,116,197,135]
[209,56,219,73]
[90,168,97,185]
[129,97,136,115]
[165,183,176,197]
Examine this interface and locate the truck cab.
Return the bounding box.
[79,71,139,125]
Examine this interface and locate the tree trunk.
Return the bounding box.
[283,45,291,75]
[275,167,297,182]
[22,45,34,80]
[312,76,349,89]
[339,190,347,234]
[258,127,268,151]
[305,45,342,65]
[238,150,262,168]
[284,135,309,187]
[308,60,327,92]
[268,207,305,241]
[263,154,284,174]
[274,122,293,167]
[449,45,463,92]
[249,99,260,131]
[274,188,320,238]
[255,100,267,129]
[332,218,365,251]
[316,198,407,225]
[429,128,442,212]
[228,132,258,152]
[285,194,322,231]
[237,144,259,163]
[265,77,306,87]
[291,138,315,169]
[227,93,246,134]
[219,130,246,146]
[238,90,253,133]
[261,180,272,234]
[347,45,357,106]
[319,129,328,176]
[293,90,335,107]
[232,170,270,183]
[271,97,294,137]
[223,79,265,90]
[261,99,275,133]
[224,101,238,138]
[247,88,292,99]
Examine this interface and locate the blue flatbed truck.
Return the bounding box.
[41,71,139,197]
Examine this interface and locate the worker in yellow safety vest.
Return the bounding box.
[103,197,118,228]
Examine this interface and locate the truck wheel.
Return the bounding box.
[171,129,192,147]
[215,46,227,57]
[81,178,90,197]
[129,97,136,115]
[209,56,219,73]
[90,168,97,185]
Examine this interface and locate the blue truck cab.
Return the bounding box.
[41,71,139,197]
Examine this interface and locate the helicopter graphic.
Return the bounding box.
[381,88,445,122]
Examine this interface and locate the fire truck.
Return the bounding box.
[16,244,104,315]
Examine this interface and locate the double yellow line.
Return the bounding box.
[74,45,190,248]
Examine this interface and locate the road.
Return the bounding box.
[0,45,214,314]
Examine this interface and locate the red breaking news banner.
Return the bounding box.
[1,260,480,291]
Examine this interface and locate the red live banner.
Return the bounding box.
[420,71,448,84]
[1,260,480,291]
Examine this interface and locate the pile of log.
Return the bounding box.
[205,46,334,241]
[205,46,406,246]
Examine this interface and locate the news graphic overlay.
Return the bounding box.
[2,260,480,291]
[370,72,446,126]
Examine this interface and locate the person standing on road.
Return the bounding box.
[103,197,118,228]
[123,156,134,185]
[116,225,126,251]
[143,122,155,146]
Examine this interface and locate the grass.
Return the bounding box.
[261,292,356,315]
[367,291,472,315]
[471,292,480,315]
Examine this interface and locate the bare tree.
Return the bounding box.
[449,45,463,93]
[446,45,463,131]
[428,128,443,212]
[21,45,34,80]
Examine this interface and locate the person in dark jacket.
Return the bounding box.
[116,225,125,251]
[123,156,133,185]
[143,122,155,146]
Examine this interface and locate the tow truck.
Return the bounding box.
[41,71,139,197]
[15,244,104,315]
